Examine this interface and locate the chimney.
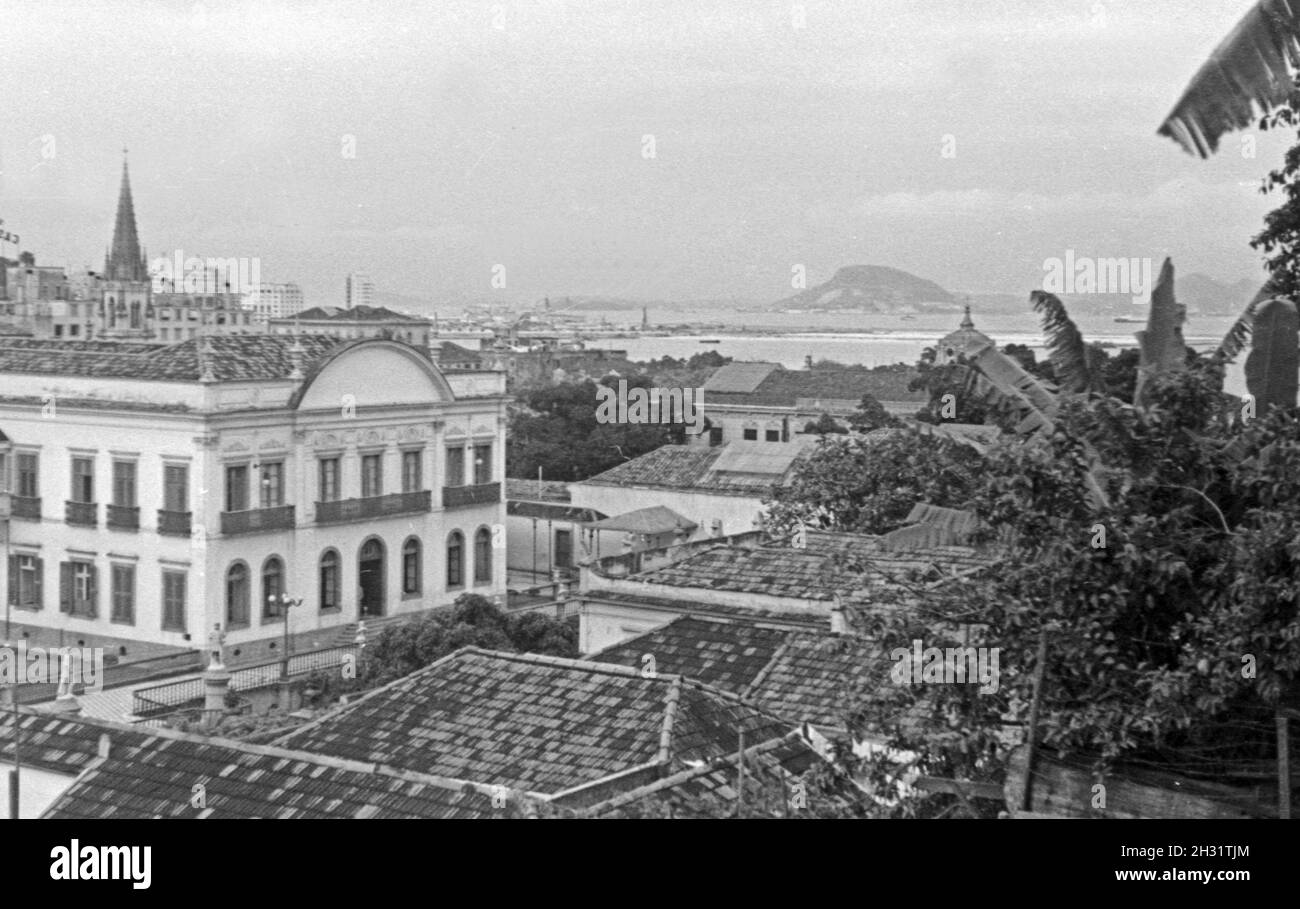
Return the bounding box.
[830,594,848,634]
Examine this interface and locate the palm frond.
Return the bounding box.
[1031,290,1099,393]
[1134,258,1187,408]
[1158,0,1300,157]
[1244,297,1300,416]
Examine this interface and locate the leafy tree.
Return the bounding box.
[847,394,899,432]
[507,377,677,481]
[802,412,848,435]
[359,593,578,686]
[765,429,983,538]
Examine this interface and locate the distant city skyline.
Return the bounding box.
[0,0,1281,310]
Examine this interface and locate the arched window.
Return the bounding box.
[474,527,492,583]
[226,562,249,627]
[319,550,340,611]
[402,538,421,595]
[262,556,284,619]
[447,531,464,588]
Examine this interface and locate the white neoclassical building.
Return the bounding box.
[0,334,508,652]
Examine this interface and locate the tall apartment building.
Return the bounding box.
[242,283,304,323]
[345,272,374,309]
[0,334,508,650]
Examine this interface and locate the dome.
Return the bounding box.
[935,301,992,363]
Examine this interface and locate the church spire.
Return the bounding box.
[106,150,147,282]
[960,296,974,330]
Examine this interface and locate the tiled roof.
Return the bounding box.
[591,616,792,693]
[630,536,997,601]
[581,441,809,496]
[580,730,870,817]
[43,725,528,819]
[703,362,780,394]
[0,710,110,776]
[0,710,542,819]
[0,334,346,382]
[436,341,485,364]
[293,305,425,323]
[706,364,926,408]
[590,615,897,732]
[274,647,793,799]
[506,478,573,502]
[577,590,832,629]
[585,505,696,535]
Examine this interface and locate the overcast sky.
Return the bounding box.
[0,0,1286,308]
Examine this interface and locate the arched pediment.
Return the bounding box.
[292,339,454,411]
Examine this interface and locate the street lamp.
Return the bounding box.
[267,592,303,682]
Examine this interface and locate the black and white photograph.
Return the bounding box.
[0,0,1293,887]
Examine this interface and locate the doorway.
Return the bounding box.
[358,538,385,617]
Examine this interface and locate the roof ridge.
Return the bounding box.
[656,677,682,766]
[741,636,794,701]
[579,729,809,816]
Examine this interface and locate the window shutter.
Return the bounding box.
[88,565,99,618]
[7,556,17,608]
[33,559,43,610]
[59,562,73,613]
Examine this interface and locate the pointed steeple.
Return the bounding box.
[106,150,147,282]
[960,296,974,330]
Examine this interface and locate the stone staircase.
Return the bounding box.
[328,612,426,648]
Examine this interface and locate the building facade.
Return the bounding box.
[345,273,374,309]
[242,283,304,323]
[269,305,431,347]
[0,335,508,651]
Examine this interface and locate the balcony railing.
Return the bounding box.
[65,500,98,526]
[11,496,41,520]
[442,482,501,509]
[315,490,432,525]
[221,504,295,536]
[157,509,192,537]
[106,504,140,530]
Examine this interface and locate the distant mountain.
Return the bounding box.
[1175,273,1259,315]
[767,265,958,313]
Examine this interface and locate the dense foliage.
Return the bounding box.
[840,359,1300,814]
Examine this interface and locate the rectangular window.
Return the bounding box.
[163,464,188,512]
[765,429,781,442]
[742,428,758,441]
[111,564,135,624]
[259,461,284,507]
[318,457,340,502]
[10,555,42,610]
[16,452,38,498]
[555,529,573,569]
[473,444,492,485]
[0,452,8,492]
[112,460,137,507]
[71,456,95,503]
[446,447,465,488]
[225,464,249,511]
[402,450,422,493]
[162,570,186,632]
[361,454,383,498]
[60,560,97,617]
